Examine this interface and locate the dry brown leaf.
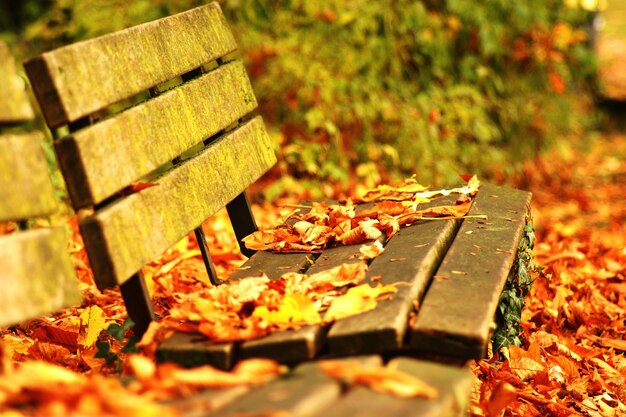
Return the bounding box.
[359,241,385,260]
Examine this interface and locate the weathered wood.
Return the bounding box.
[238,241,368,363]
[0,133,58,222]
[327,216,460,356]
[24,3,237,128]
[167,386,250,417]
[156,332,235,370]
[319,358,472,417]
[0,227,81,327]
[410,184,532,358]
[0,42,34,124]
[210,361,343,417]
[80,117,276,289]
[55,61,257,207]
[229,251,313,281]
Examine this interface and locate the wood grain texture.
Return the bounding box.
[319,358,472,417]
[211,361,342,417]
[24,2,237,128]
[0,133,58,221]
[410,184,532,358]
[0,42,34,124]
[80,117,276,289]
[229,251,313,281]
[327,216,460,356]
[56,61,257,207]
[0,227,81,327]
[156,332,234,370]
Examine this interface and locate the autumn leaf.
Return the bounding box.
[324,284,398,323]
[79,305,111,348]
[359,241,384,260]
[319,360,438,399]
[338,219,382,245]
[252,294,321,327]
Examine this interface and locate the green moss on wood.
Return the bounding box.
[25,3,237,128]
[0,42,34,124]
[81,117,276,289]
[0,227,81,327]
[57,61,258,207]
[0,133,58,221]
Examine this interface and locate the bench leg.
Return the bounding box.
[120,271,156,339]
[194,226,220,286]
[226,191,257,258]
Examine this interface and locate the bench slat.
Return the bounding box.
[56,61,258,208]
[410,184,532,358]
[210,361,345,417]
[0,134,58,221]
[0,42,34,124]
[156,332,235,370]
[319,358,472,417]
[25,3,237,128]
[238,241,367,363]
[0,227,81,327]
[81,117,276,289]
[327,215,460,355]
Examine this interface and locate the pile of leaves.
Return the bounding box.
[162,175,480,343]
[472,132,626,416]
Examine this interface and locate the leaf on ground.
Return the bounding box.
[79,306,111,348]
[319,360,438,399]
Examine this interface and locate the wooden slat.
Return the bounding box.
[156,332,235,370]
[238,242,367,363]
[0,133,58,222]
[327,216,460,356]
[230,251,313,281]
[410,184,532,358]
[0,227,81,327]
[24,3,237,128]
[0,42,34,124]
[80,117,276,289]
[167,386,250,417]
[210,361,345,417]
[55,61,257,208]
[318,358,472,417]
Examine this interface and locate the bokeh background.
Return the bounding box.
[0,0,604,199]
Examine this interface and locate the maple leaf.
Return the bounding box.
[79,305,111,348]
[319,360,438,399]
[324,284,398,323]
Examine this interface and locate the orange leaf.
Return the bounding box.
[338,219,382,245]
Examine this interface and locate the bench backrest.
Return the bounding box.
[24,3,275,332]
[0,42,81,327]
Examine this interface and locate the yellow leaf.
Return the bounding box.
[1,334,34,357]
[324,284,397,322]
[252,294,321,327]
[79,306,110,348]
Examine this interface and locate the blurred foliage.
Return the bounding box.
[0,0,601,197]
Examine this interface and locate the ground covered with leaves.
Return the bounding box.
[472,131,626,417]
[1,132,625,417]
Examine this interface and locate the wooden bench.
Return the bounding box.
[0,41,81,327]
[23,3,531,415]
